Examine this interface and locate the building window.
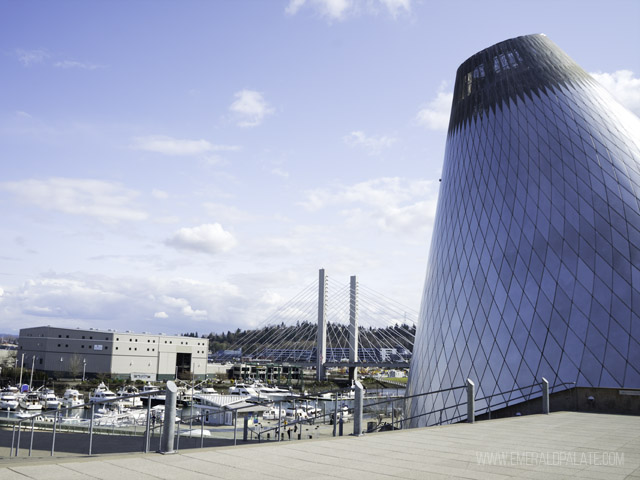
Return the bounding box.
[65,344,68,347]
[57,344,61,347]
[66,335,69,338]
[129,347,131,351]
[82,336,85,339]
[58,335,62,338]
[81,345,85,348]
[115,347,118,350]
[116,338,119,341]
[89,345,92,349]
[147,348,149,351]
[89,336,93,339]
[135,339,138,342]
[105,346,108,350]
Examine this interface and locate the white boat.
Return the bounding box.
[285,407,308,421]
[19,392,43,411]
[229,381,292,401]
[0,387,20,410]
[228,382,260,397]
[262,406,287,420]
[38,388,62,410]
[61,389,85,409]
[116,385,143,408]
[141,384,166,403]
[89,382,118,404]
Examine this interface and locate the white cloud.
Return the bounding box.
[132,135,240,156]
[165,223,237,255]
[271,167,290,178]
[0,272,248,332]
[151,189,169,199]
[416,82,453,131]
[1,178,148,223]
[203,203,255,223]
[590,70,640,116]
[379,0,410,16]
[15,48,49,66]
[301,177,439,234]
[343,130,397,155]
[53,60,105,70]
[285,0,410,20]
[229,90,274,127]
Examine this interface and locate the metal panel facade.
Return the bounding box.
[407,34,640,426]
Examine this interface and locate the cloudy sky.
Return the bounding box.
[1,0,639,336]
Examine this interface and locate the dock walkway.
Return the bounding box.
[1,412,639,479]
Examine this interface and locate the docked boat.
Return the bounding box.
[61,389,85,409]
[89,382,118,404]
[19,391,43,411]
[116,385,143,408]
[285,406,308,421]
[262,406,287,420]
[0,387,20,410]
[38,388,62,410]
[141,383,166,405]
[229,381,292,401]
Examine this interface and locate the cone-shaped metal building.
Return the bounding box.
[407,34,640,426]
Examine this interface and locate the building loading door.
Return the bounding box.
[176,352,192,379]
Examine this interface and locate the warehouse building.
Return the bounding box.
[17,326,208,381]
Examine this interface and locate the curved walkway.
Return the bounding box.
[1,412,639,479]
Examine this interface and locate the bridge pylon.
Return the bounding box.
[316,268,327,380]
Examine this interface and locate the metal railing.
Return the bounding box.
[4,377,572,458]
[8,389,161,458]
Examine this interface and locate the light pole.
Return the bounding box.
[82,359,86,382]
[29,355,36,390]
[18,353,25,388]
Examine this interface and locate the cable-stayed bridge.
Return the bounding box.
[216,269,418,380]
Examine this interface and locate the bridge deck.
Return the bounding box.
[1,412,638,479]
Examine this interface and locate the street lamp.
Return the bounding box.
[18,353,25,388]
[82,358,86,382]
[29,355,36,390]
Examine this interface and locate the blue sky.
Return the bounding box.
[1,0,639,335]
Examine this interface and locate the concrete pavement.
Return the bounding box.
[1,412,639,479]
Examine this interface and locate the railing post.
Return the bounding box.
[233,409,238,446]
[10,424,16,457]
[51,411,58,456]
[333,395,338,437]
[391,399,395,429]
[88,403,95,455]
[144,397,151,453]
[277,401,282,442]
[542,377,549,414]
[160,381,178,454]
[243,412,249,442]
[353,380,364,436]
[16,422,22,457]
[466,379,475,424]
[200,411,205,448]
[29,417,35,456]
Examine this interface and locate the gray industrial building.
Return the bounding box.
[17,326,208,381]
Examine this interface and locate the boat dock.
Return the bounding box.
[1,411,639,479]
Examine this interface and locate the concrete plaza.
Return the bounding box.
[1,412,639,479]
